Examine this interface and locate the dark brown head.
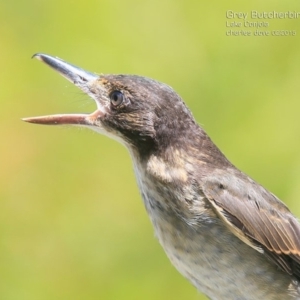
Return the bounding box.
[23,54,201,158]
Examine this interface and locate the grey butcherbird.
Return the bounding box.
[24,54,300,300]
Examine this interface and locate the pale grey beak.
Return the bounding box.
[32,53,98,85]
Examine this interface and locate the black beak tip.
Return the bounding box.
[31,53,54,64]
[32,53,44,60]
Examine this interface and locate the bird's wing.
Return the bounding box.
[201,168,300,277]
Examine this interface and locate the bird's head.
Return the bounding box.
[24,54,198,158]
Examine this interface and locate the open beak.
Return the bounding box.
[22,53,102,126]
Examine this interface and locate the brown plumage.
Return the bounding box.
[24,53,300,299]
[203,168,300,279]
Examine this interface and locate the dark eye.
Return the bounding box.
[109,91,124,107]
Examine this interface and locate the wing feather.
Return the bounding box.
[202,168,300,278]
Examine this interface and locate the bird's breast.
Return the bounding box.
[133,162,298,300]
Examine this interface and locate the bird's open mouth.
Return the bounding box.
[22,53,103,126]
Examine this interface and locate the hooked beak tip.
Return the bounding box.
[32,53,42,60]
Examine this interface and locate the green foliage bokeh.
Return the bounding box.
[1,1,300,299]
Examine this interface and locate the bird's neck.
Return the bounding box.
[133,126,232,181]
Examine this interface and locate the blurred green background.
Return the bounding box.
[1,1,300,299]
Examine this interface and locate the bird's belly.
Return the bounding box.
[140,192,298,300]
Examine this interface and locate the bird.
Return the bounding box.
[23,53,300,300]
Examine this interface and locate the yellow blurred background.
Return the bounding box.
[1,1,300,299]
